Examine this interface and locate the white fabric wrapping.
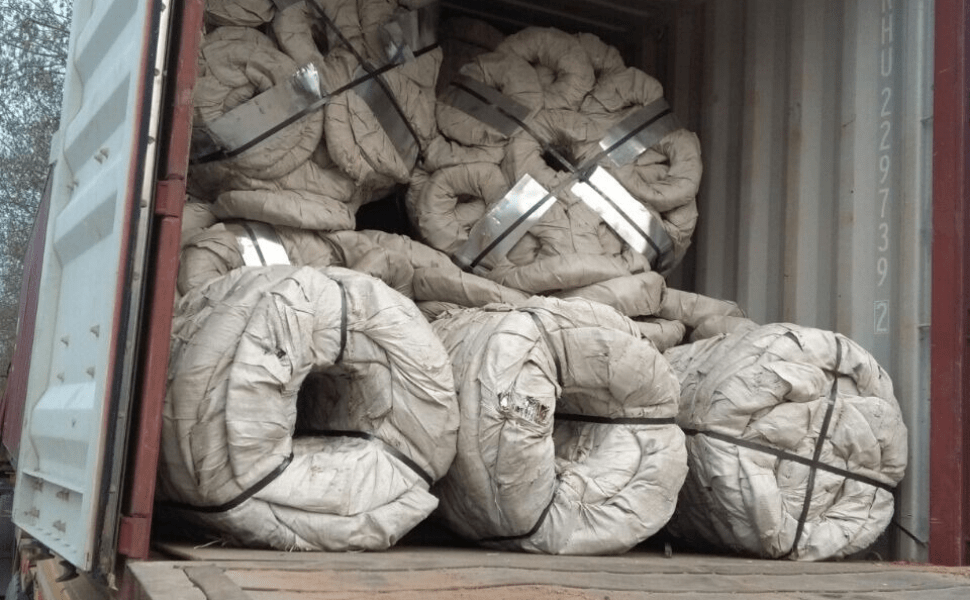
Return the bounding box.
[190,145,363,228]
[431,297,687,554]
[177,222,529,313]
[663,323,908,560]
[157,266,459,550]
[576,32,625,79]
[205,0,275,27]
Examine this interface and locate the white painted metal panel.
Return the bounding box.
[12,0,170,571]
[692,0,933,561]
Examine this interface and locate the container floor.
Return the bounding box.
[129,540,970,600]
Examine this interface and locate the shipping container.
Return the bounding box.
[0,0,967,597]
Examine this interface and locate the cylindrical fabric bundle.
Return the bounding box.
[631,317,688,352]
[406,146,654,300]
[663,323,908,561]
[468,108,654,295]
[157,266,458,550]
[431,297,687,554]
[205,0,276,27]
[272,1,361,93]
[656,288,747,331]
[407,161,510,255]
[299,0,442,195]
[193,27,324,180]
[424,31,688,300]
[177,221,528,310]
[553,271,666,318]
[495,27,596,111]
[190,145,364,228]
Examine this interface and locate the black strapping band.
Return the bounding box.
[526,311,562,385]
[478,493,556,544]
[785,339,843,557]
[295,429,434,487]
[680,427,895,494]
[163,453,295,514]
[240,222,269,266]
[334,279,348,365]
[557,413,677,426]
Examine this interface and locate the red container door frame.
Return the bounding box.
[930,0,970,567]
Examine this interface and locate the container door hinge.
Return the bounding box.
[154,179,186,219]
[117,516,151,559]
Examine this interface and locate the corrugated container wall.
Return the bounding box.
[444,0,934,561]
[681,0,933,562]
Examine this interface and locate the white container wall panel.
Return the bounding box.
[12,0,170,572]
[693,0,933,561]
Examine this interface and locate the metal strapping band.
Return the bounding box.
[478,493,556,544]
[453,174,557,273]
[598,99,680,167]
[352,66,421,168]
[381,2,439,64]
[163,453,295,514]
[571,167,674,271]
[235,222,291,267]
[556,413,677,425]
[441,75,533,137]
[447,77,576,173]
[295,429,434,487]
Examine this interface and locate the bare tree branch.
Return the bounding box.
[0,0,70,369]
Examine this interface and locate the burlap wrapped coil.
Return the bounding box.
[495,27,595,110]
[436,50,544,149]
[177,221,528,313]
[157,266,458,550]
[193,27,323,180]
[663,323,907,560]
[205,0,275,27]
[431,297,687,554]
[302,0,443,194]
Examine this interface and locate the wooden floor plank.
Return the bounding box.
[223,566,970,595]
[142,543,970,599]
